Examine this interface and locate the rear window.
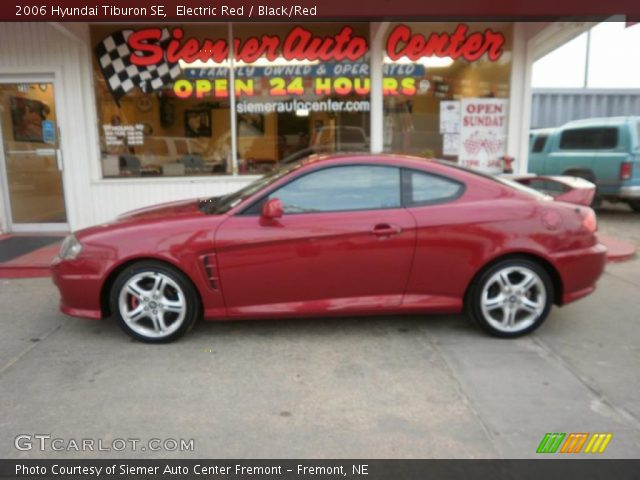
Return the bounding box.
[531,134,548,153]
[559,127,618,150]
[403,169,464,206]
[435,161,550,201]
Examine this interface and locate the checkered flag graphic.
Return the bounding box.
[95,29,181,105]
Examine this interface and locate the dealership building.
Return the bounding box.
[0,21,594,232]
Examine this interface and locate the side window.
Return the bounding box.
[269,165,401,214]
[531,134,548,153]
[559,128,618,150]
[403,169,463,206]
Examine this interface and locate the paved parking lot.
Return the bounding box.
[1,205,639,459]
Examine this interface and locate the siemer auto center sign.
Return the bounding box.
[95,23,506,103]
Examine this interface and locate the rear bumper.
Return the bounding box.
[618,185,640,199]
[51,256,103,320]
[551,242,608,306]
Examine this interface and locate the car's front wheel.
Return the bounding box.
[110,261,201,343]
[467,258,553,338]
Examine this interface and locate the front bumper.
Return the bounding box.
[51,256,104,320]
[551,242,608,305]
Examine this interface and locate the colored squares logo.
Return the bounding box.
[537,433,565,453]
[537,433,612,454]
[584,433,613,453]
[560,433,588,453]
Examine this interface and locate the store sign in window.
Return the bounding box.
[386,24,505,62]
[459,99,509,173]
[95,24,505,104]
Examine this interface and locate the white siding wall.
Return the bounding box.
[0,23,254,231]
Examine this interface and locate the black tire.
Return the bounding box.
[466,258,554,338]
[110,260,201,343]
[628,200,640,213]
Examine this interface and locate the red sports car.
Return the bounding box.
[51,154,607,343]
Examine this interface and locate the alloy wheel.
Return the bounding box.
[118,271,187,339]
[479,266,547,334]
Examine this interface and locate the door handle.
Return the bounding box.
[371,223,402,237]
[35,148,56,156]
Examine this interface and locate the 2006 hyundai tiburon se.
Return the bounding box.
[51,154,607,343]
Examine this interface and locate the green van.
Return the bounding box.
[529,117,640,211]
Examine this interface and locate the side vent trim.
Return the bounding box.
[201,254,219,290]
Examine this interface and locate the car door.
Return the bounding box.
[214,164,417,317]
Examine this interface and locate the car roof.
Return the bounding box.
[530,128,555,134]
[301,152,437,167]
[297,152,499,185]
[562,116,640,128]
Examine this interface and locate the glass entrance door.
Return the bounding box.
[0,80,68,230]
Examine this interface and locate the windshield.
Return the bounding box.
[205,162,300,214]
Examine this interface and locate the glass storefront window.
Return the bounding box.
[90,22,513,179]
[229,23,371,174]
[382,22,513,173]
[91,25,232,178]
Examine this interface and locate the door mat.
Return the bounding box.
[0,235,64,264]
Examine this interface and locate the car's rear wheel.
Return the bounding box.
[467,258,553,338]
[628,200,640,213]
[110,261,200,343]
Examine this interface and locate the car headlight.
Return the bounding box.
[59,235,83,260]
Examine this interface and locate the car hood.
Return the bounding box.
[117,198,203,221]
[74,197,223,244]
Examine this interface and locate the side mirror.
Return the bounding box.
[261,198,283,220]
